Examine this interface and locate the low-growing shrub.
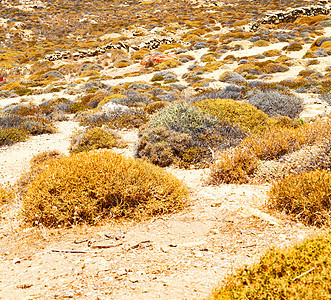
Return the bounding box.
[30,150,63,168]
[105,110,150,129]
[241,127,305,161]
[269,170,331,227]
[144,101,170,114]
[21,116,56,135]
[97,94,127,108]
[78,92,109,108]
[293,140,331,173]
[153,59,181,71]
[22,150,188,227]
[247,90,304,119]
[212,232,331,299]
[70,127,123,153]
[39,98,73,115]
[283,41,303,52]
[208,118,331,184]
[135,102,246,167]
[194,99,270,134]
[209,147,258,184]
[77,107,149,129]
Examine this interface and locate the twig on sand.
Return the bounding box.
[73,239,89,244]
[292,267,316,282]
[89,243,123,249]
[128,240,152,251]
[50,249,97,254]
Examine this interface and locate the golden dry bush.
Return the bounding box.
[144,101,170,114]
[269,170,331,227]
[209,118,331,184]
[22,150,188,227]
[212,232,331,299]
[209,147,258,184]
[30,150,63,168]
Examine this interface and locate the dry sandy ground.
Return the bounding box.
[0,123,326,300]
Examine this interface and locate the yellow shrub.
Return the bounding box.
[22,150,188,227]
[97,94,126,107]
[269,170,331,227]
[209,147,258,184]
[70,127,123,153]
[254,40,270,47]
[212,232,331,299]
[194,98,270,134]
[154,59,181,71]
[145,101,170,114]
[79,70,101,78]
[157,43,184,52]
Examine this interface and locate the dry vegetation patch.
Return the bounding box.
[22,150,188,227]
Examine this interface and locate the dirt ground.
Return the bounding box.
[0,121,325,300]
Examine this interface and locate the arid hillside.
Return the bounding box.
[0,0,331,299]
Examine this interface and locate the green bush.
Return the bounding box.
[70,127,123,153]
[135,102,246,167]
[269,170,331,227]
[212,232,331,299]
[22,150,188,227]
[194,98,270,134]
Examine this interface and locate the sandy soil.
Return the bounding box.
[0,126,325,300]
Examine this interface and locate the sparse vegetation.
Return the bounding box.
[1,0,331,297]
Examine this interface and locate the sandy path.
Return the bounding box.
[0,120,82,186]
